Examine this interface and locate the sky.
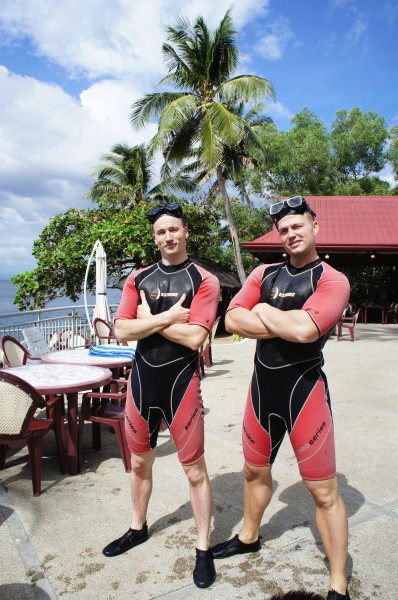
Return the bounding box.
[0,0,397,278]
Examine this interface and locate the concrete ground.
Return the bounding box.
[0,324,397,600]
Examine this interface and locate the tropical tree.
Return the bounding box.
[130,10,275,284]
[85,143,154,208]
[250,108,336,197]
[211,102,273,208]
[387,125,398,188]
[329,107,389,181]
[86,142,196,209]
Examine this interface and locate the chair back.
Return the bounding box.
[210,316,221,341]
[353,308,361,323]
[0,335,36,367]
[93,318,118,345]
[22,327,51,357]
[0,372,45,436]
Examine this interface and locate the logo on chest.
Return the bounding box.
[149,287,178,301]
[270,286,296,300]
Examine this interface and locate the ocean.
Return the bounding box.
[0,279,122,321]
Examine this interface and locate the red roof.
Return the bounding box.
[244,196,398,266]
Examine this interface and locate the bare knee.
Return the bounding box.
[243,461,272,486]
[306,478,340,511]
[130,452,154,479]
[183,458,209,487]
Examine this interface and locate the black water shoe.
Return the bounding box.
[102,523,148,557]
[193,548,216,588]
[211,534,261,559]
[326,590,351,600]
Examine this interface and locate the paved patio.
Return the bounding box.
[1,324,397,600]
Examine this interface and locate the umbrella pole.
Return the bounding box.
[84,240,100,335]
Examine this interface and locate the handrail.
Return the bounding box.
[0,303,119,348]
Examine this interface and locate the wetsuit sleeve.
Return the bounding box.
[114,273,139,321]
[189,272,220,332]
[227,266,264,311]
[303,267,350,335]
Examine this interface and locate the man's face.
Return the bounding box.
[153,214,188,263]
[276,212,318,261]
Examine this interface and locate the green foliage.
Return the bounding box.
[334,176,391,195]
[11,202,221,310]
[249,107,392,197]
[330,107,388,180]
[85,143,196,209]
[252,110,336,196]
[387,125,398,180]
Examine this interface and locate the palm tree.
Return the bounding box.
[86,142,195,209]
[130,10,275,283]
[210,102,273,209]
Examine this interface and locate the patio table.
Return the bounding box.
[361,303,386,324]
[41,346,134,378]
[0,363,112,475]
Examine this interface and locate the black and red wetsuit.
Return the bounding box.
[228,258,350,480]
[115,259,220,465]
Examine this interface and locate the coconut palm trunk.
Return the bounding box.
[216,165,246,284]
[239,182,254,209]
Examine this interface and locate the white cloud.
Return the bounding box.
[267,101,294,126]
[345,13,368,48]
[0,0,270,80]
[0,0,272,278]
[255,17,294,61]
[0,67,158,276]
[378,163,397,189]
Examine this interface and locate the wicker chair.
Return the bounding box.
[0,335,65,472]
[0,335,41,367]
[0,371,64,496]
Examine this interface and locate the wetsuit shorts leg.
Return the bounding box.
[242,356,336,481]
[125,353,205,466]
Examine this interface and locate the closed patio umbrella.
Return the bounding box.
[84,240,111,335]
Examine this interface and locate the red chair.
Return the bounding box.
[93,318,121,345]
[78,380,131,472]
[0,335,41,367]
[386,302,398,324]
[337,308,361,342]
[199,316,221,376]
[0,372,64,496]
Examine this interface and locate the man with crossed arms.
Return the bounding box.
[212,197,351,600]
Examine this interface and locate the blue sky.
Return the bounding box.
[0,0,397,278]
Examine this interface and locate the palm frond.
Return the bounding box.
[161,43,195,89]
[158,95,199,131]
[131,92,187,128]
[206,101,244,146]
[209,9,239,84]
[200,112,224,167]
[89,166,126,184]
[220,75,276,104]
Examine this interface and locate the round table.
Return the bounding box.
[41,346,134,372]
[2,363,112,475]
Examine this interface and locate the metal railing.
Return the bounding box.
[0,304,119,348]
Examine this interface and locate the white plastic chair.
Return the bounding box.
[22,327,51,358]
